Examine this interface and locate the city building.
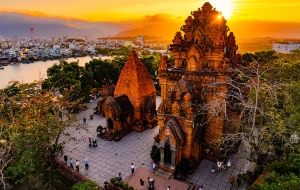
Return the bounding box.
[156,2,242,173]
[273,42,300,53]
[136,36,145,46]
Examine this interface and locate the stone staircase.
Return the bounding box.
[101,131,114,141]
[155,169,172,179]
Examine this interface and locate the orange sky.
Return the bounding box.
[2,0,300,22]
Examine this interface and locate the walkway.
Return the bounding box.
[58,96,247,190]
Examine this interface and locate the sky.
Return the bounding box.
[1,0,300,22]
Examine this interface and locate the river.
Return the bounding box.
[0,56,110,89]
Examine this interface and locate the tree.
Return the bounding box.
[42,60,97,102]
[203,51,299,167]
[85,59,120,87]
[0,81,79,189]
[109,46,131,69]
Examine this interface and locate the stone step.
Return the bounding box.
[155,169,172,179]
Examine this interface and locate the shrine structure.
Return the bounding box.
[100,50,157,140]
[156,2,242,172]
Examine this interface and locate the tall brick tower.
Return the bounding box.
[156,2,241,172]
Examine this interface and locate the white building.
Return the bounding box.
[273,43,300,53]
[136,36,144,46]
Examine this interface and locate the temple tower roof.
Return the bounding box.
[114,50,156,100]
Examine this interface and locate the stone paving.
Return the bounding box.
[58,96,247,190]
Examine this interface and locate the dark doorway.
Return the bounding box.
[164,139,171,165]
[108,118,114,130]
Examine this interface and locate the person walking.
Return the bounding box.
[75,160,80,172]
[217,161,222,172]
[152,162,156,172]
[118,173,122,181]
[211,165,216,173]
[64,154,68,164]
[140,178,144,190]
[88,137,91,147]
[229,175,235,188]
[131,163,135,174]
[70,158,74,168]
[227,158,231,167]
[167,186,170,190]
[199,185,203,190]
[84,159,89,170]
[83,117,86,126]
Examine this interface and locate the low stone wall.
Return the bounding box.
[54,158,89,182]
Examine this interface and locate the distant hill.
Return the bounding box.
[115,23,182,40]
[0,23,108,39]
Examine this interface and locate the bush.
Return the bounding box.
[128,186,134,190]
[71,180,100,190]
[119,181,124,188]
[150,145,160,162]
[97,125,104,133]
[104,181,108,185]
[110,177,119,184]
[123,183,129,190]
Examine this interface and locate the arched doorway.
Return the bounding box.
[108,118,114,130]
[164,139,171,165]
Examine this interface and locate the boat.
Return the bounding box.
[0,56,9,66]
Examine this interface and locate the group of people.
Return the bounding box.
[63,155,89,173]
[88,137,98,147]
[211,158,231,173]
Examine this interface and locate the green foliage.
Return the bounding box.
[71,180,100,190]
[85,59,120,87]
[110,177,119,185]
[0,82,78,185]
[97,125,104,132]
[42,60,97,102]
[123,183,129,190]
[150,145,160,162]
[128,186,134,190]
[251,153,300,190]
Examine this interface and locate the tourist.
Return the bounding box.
[152,162,156,172]
[118,173,122,181]
[140,178,144,190]
[84,159,89,170]
[75,160,80,172]
[221,161,226,170]
[229,175,235,186]
[83,117,86,125]
[167,186,170,190]
[131,163,135,174]
[227,158,231,167]
[90,114,93,120]
[70,158,73,168]
[217,161,222,172]
[211,165,216,173]
[199,185,203,190]
[64,154,68,164]
[88,137,91,147]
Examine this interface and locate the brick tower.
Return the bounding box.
[156,2,241,172]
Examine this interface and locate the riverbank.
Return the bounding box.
[0,55,110,89]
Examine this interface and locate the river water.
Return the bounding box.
[0,56,110,89]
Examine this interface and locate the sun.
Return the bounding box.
[210,0,234,19]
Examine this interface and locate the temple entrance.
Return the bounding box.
[164,139,171,165]
[108,118,114,130]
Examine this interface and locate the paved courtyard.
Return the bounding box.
[58,97,247,190]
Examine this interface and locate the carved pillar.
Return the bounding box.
[160,148,165,164]
[183,120,193,159]
[171,151,176,165]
